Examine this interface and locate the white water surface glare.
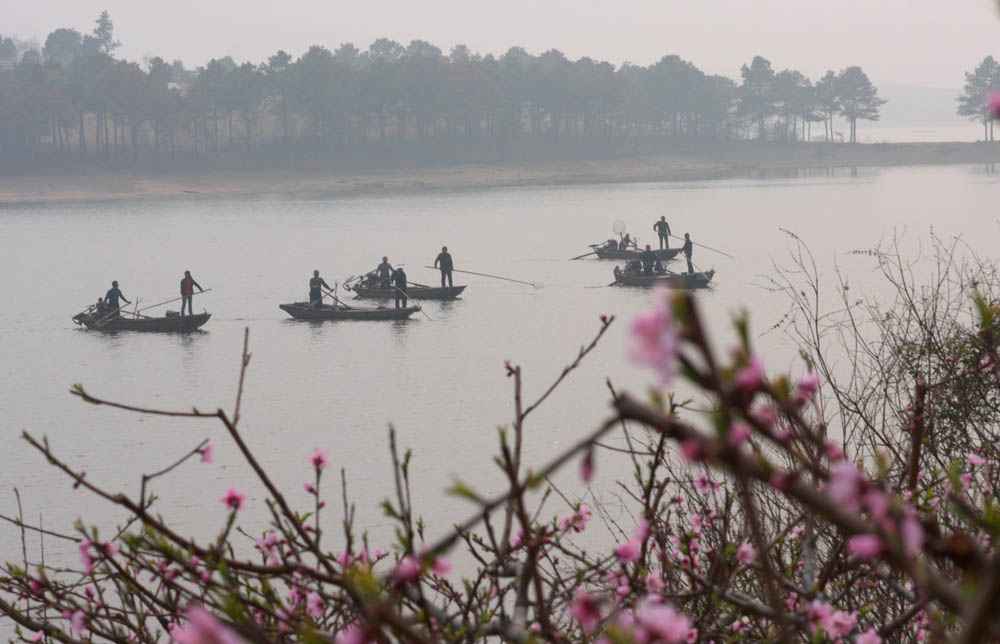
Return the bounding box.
[0,165,998,578]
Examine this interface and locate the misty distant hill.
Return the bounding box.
[877,85,970,128]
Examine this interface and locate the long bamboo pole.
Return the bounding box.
[670,235,735,259]
[423,267,537,288]
[390,285,432,320]
[135,289,213,314]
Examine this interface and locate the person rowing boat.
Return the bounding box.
[310,270,333,306]
[392,265,408,309]
[434,246,454,288]
[180,270,204,316]
[682,233,694,274]
[654,216,671,250]
[376,256,394,289]
[104,280,131,319]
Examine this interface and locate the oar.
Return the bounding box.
[390,285,432,321]
[570,250,597,260]
[670,235,735,259]
[93,306,157,328]
[322,287,355,311]
[423,266,538,288]
[136,289,213,314]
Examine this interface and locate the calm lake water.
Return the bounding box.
[0,164,998,573]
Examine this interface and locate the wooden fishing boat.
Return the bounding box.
[348,285,466,300]
[592,246,682,261]
[612,266,715,289]
[279,302,419,321]
[72,312,211,332]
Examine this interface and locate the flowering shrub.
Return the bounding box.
[3,237,1000,643]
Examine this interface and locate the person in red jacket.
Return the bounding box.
[180,270,204,316]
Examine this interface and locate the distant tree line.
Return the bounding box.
[0,12,888,169]
[958,56,1000,141]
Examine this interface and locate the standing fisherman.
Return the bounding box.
[376,256,393,290]
[653,216,671,250]
[392,265,408,309]
[104,280,130,318]
[434,246,454,288]
[682,233,694,274]
[309,270,332,306]
[180,270,204,316]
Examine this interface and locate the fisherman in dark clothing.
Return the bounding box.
[639,245,656,276]
[622,233,634,250]
[682,233,694,274]
[376,256,393,290]
[434,246,454,288]
[104,281,130,318]
[309,269,332,306]
[653,216,671,250]
[180,270,204,316]
[392,265,408,309]
[94,298,107,318]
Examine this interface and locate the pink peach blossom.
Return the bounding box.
[807,600,833,634]
[826,610,858,639]
[728,422,751,448]
[735,541,756,564]
[732,355,765,392]
[847,534,882,560]
[629,288,678,384]
[310,448,329,470]
[857,628,882,644]
[570,589,602,633]
[221,488,245,511]
[751,404,778,426]
[432,557,452,577]
[69,610,86,636]
[558,505,593,533]
[637,600,692,643]
[255,533,279,566]
[200,444,214,464]
[901,513,925,556]
[634,518,651,543]
[968,452,987,467]
[393,555,422,583]
[306,591,323,619]
[679,440,704,462]
[79,540,95,574]
[615,539,641,563]
[826,461,864,511]
[335,625,366,644]
[794,371,820,404]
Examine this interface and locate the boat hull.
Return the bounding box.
[592,247,681,261]
[612,267,715,289]
[350,285,466,300]
[279,303,419,320]
[73,312,211,332]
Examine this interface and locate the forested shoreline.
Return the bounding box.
[0,12,897,173]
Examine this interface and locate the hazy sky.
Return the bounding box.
[6,0,1000,89]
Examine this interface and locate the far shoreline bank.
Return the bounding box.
[2,142,999,206]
